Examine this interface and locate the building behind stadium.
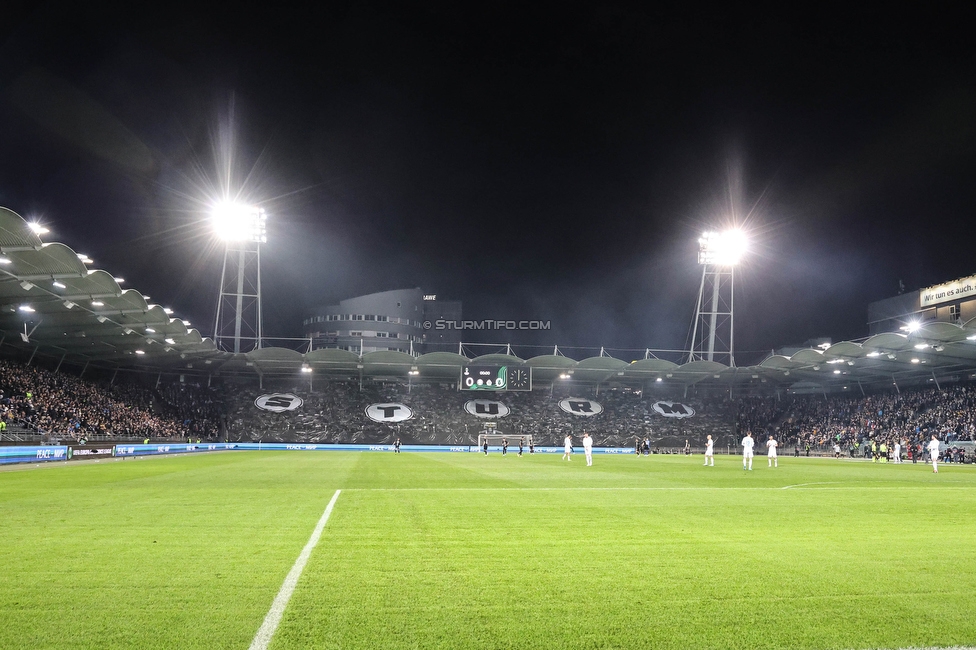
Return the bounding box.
[303,288,462,354]
[869,272,976,334]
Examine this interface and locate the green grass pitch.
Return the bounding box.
[1,451,975,649]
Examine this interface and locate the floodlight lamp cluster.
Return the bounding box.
[697,229,747,266]
[211,202,268,243]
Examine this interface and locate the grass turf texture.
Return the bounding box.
[1,452,974,649]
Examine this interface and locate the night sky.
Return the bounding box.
[2,4,974,362]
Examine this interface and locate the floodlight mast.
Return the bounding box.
[211,203,267,353]
[687,230,745,366]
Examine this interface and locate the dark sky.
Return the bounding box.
[2,4,975,362]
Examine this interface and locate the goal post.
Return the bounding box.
[477,433,533,449]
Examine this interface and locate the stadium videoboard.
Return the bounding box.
[460,365,531,391]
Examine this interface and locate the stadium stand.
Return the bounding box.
[2,352,974,462]
[224,379,735,447]
[0,358,220,441]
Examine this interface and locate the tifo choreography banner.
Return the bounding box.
[253,397,698,421]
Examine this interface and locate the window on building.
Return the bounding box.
[365,315,375,321]
[376,332,388,338]
[350,331,362,337]
[950,304,961,321]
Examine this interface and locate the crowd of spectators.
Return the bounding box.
[5,352,976,456]
[0,359,221,440]
[734,383,976,456]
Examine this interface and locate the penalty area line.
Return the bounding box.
[249,489,341,650]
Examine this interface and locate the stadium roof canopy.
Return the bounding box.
[4,206,976,393]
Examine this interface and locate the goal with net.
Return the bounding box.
[477,432,533,449]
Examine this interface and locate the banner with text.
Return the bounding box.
[920,275,976,307]
[0,445,69,465]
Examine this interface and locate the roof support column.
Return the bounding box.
[857,380,865,396]
[892,376,900,394]
[932,372,941,391]
[27,345,39,366]
[55,352,67,373]
[80,360,89,378]
[111,368,119,385]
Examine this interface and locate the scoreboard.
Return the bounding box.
[460,365,531,391]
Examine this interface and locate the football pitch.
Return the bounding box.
[2,451,975,649]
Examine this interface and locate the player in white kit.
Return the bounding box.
[582,432,593,466]
[562,435,573,461]
[703,435,714,466]
[766,435,778,467]
[741,432,755,470]
[893,440,902,463]
[927,435,941,473]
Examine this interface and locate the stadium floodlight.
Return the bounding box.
[211,202,267,243]
[28,222,49,235]
[301,364,313,374]
[164,338,176,345]
[559,373,571,379]
[18,305,34,313]
[688,228,747,366]
[114,277,124,284]
[903,321,922,333]
[145,327,155,333]
[697,229,748,266]
[211,201,267,353]
[0,256,11,265]
[52,281,66,289]
[135,350,145,355]
[91,300,104,307]
[968,334,976,341]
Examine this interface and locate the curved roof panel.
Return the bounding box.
[470,353,525,366]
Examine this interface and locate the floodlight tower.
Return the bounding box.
[687,229,746,366]
[212,203,267,353]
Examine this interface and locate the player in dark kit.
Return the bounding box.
[529,440,535,454]
[502,438,508,456]
[393,438,401,454]
[482,438,489,455]
[518,437,524,457]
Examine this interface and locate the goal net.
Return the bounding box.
[477,433,533,449]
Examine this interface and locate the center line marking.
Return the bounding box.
[249,489,341,650]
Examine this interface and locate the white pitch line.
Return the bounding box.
[249,489,341,650]
[344,485,973,492]
[781,481,841,489]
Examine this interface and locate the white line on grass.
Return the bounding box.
[249,489,341,650]
[345,485,972,492]
[781,481,841,489]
